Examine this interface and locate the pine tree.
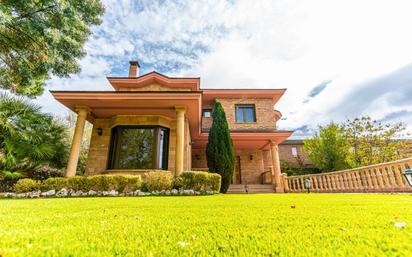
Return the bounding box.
[206,100,235,193]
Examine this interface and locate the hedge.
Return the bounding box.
[12,175,141,193]
[179,171,221,192]
[143,172,173,192]
[13,179,41,193]
[10,171,221,194]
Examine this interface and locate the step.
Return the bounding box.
[227,184,275,194]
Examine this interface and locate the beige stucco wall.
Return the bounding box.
[201,98,277,131]
[85,115,191,176]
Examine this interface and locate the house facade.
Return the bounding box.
[52,61,293,192]
[278,140,313,168]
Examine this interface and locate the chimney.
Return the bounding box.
[128,60,140,77]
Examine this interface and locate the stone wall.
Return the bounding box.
[201,98,277,131]
[85,115,191,176]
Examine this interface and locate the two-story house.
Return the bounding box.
[52,61,293,192]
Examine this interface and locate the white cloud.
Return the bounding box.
[39,0,412,136]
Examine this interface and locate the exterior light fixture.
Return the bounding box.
[97,128,103,136]
[249,154,253,161]
[404,168,412,186]
[304,178,311,193]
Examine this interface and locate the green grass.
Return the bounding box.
[0,194,411,257]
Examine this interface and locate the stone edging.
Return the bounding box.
[4,188,217,198]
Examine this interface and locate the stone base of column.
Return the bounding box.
[274,186,285,193]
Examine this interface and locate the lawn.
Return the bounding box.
[0,194,411,257]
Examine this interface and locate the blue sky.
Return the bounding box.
[37,0,412,138]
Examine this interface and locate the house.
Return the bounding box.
[278,139,313,168]
[51,61,293,192]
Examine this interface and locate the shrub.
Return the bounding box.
[123,175,141,192]
[67,176,90,191]
[0,171,23,192]
[140,181,148,192]
[87,175,141,192]
[13,179,41,193]
[144,172,173,192]
[180,171,221,192]
[30,166,64,180]
[42,177,67,191]
[207,173,222,192]
[88,175,110,191]
[180,171,206,191]
[172,176,183,190]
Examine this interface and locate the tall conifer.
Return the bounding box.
[206,100,235,193]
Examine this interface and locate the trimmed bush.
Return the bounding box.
[122,175,141,192]
[67,176,90,191]
[42,178,62,191]
[180,171,221,191]
[88,175,111,191]
[13,179,41,193]
[87,175,141,192]
[172,176,183,190]
[30,166,64,180]
[207,173,221,192]
[42,177,67,191]
[144,172,173,192]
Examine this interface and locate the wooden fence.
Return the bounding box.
[284,158,412,193]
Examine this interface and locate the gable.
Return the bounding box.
[107,71,200,91]
[118,83,192,92]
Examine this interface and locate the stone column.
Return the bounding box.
[270,141,283,192]
[175,106,186,177]
[66,106,90,177]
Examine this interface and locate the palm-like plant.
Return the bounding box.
[0,93,69,173]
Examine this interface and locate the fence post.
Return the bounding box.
[282,173,289,193]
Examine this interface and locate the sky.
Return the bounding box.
[37,0,412,138]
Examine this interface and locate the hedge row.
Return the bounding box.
[13,175,141,194]
[177,171,221,191]
[12,171,222,194]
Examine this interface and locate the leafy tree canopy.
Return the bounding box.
[206,100,235,193]
[304,116,411,172]
[0,0,104,97]
[342,116,410,167]
[304,122,350,172]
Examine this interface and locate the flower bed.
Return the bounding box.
[4,171,221,198]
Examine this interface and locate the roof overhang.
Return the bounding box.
[201,89,286,105]
[192,131,293,150]
[50,91,203,139]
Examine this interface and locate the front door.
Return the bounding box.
[233,156,242,184]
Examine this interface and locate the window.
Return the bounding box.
[291,147,298,157]
[203,109,212,118]
[235,104,256,122]
[108,126,169,170]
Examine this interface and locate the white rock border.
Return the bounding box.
[4,189,217,198]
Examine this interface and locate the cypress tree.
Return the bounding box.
[206,100,235,193]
